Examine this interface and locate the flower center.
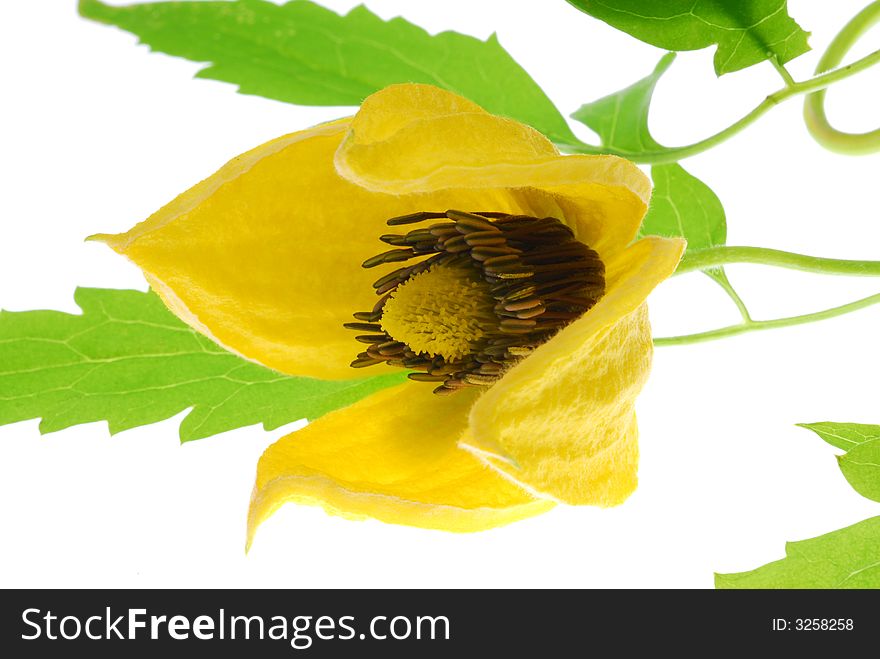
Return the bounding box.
[379,263,495,361]
[345,210,606,394]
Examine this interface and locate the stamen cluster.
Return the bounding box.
[345,210,605,394]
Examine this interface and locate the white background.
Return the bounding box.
[1,0,879,588]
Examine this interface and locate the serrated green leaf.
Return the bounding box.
[799,422,880,502]
[715,516,880,588]
[837,439,880,503]
[78,0,578,145]
[0,288,405,442]
[798,422,880,451]
[565,0,810,76]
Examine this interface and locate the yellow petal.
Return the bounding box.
[338,84,559,180]
[347,82,488,144]
[464,236,686,505]
[247,383,553,547]
[92,118,522,379]
[93,120,376,378]
[336,84,650,257]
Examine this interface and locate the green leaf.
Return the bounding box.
[720,421,880,587]
[572,52,674,154]
[798,421,880,451]
[645,162,737,308]
[78,0,578,145]
[640,163,726,251]
[799,422,880,502]
[565,0,810,76]
[838,440,880,503]
[0,288,405,442]
[715,516,880,588]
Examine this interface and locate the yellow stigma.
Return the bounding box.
[380,263,495,360]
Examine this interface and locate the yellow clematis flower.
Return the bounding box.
[93,84,684,547]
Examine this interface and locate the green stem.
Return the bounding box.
[654,292,880,346]
[676,246,880,277]
[559,35,880,163]
[705,269,752,322]
[770,56,796,88]
[804,1,880,155]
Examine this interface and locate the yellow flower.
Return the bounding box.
[94,84,684,547]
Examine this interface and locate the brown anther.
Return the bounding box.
[514,305,547,320]
[355,334,388,344]
[468,211,513,219]
[441,235,469,251]
[428,363,458,376]
[464,230,506,241]
[350,357,383,368]
[372,292,393,314]
[440,378,473,389]
[352,311,382,322]
[377,341,406,356]
[386,211,448,226]
[503,298,542,312]
[429,223,459,238]
[493,269,534,280]
[344,322,383,332]
[412,241,438,253]
[375,278,402,295]
[483,254,520,267]
[362,248,416,268]
[405,228,436,241]
[471,246,521,261]
[446,210,500,232]
[465,235,507,247]
[500,318,538,333]
[464,373,500,386]
[499,286,538,303]
[379,234,408,246]
[407,373,450,382]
